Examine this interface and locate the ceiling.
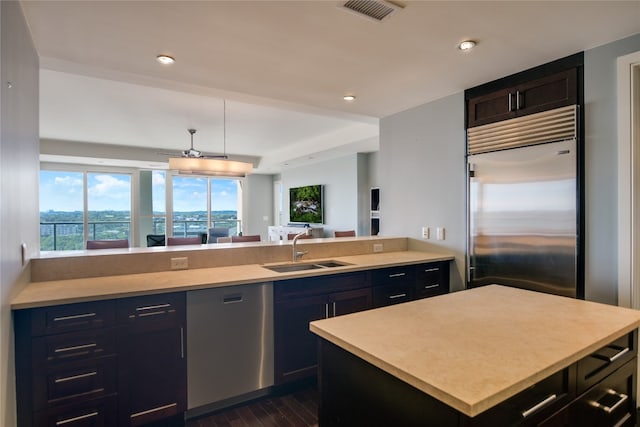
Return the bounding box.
[21,1,640,174]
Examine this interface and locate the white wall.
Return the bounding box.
[280,154,360,237]
[0,2,40,425]
[241,173,273,239]
[379,93,466,292]
[584,33,640,304]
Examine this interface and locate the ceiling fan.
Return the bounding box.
[167,128,227,160]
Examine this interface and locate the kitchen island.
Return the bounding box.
[310,285,640,426]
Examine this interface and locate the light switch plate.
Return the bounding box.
[436,227,445,241]
[421,227,430,239]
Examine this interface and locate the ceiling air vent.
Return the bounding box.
[340,0,403,22]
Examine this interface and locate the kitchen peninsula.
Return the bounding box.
[12,236,454,427]
[310,285,640,427]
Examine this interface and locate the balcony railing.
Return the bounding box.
[40,221,131,251]
[41,219,242,250]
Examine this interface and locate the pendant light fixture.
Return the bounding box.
[168,100,253,177]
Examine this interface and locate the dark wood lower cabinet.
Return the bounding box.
[274,262,450,386]
[15,293,187,427]
[317,332,637,427]
[117,293,187,427]
[274,275,372,385]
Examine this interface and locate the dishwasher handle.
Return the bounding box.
[223,294,244,304]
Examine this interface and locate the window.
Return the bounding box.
[172,176,208,238]
[171,175,241,238]
[40,168,243,250]
[40,169,133,250]
[40,171,84,250]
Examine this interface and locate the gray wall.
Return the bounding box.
[281,154,360,237]
[0,2,40,425]
[241,174,273,240]
[379,34,640,302]
[379,93,466,292]
[584,33,640,304]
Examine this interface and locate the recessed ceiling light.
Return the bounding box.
[156,54,175,65]
[458,40,476,51]
[343,95,356,102]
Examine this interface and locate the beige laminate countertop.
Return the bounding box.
[310,284,640,418]
[12,250,452,309]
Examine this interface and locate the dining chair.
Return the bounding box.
[231,235,261,242]
[208,227,229,243]
[146,234,166,247]
[166,236,202,246]
[86,239,129,249]
[334,230,356,237]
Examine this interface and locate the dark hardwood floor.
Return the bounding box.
[186,385,319,427]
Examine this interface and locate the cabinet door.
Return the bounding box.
[515,69,577,118]
[117,293,186,426]
[274,294,328,385]
[330,288,372,316]
[467,87,515,128]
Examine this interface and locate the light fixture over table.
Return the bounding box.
[168,101,253,177]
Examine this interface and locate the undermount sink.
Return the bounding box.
[264,260,351,273]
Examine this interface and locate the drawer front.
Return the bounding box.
[372,284,413,308]
[568,358,636,427]
[577,331,636,394]
[371,265,416,287]
[33,357,116,410]
[34,395,117,427]
[30,301,115,337]
[33,328,116,367]
[467,367,573,426]
[415,262,449,299]
[275,272,368,301]
[116,292,185,327]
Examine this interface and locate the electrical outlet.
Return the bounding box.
[373,243,383,253]
[421,226,430,239]
[170,257,189,270]
[436,227,445,241]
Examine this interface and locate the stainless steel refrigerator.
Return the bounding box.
[467,105,581,298]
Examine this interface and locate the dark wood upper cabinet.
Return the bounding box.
[467,68,577,128]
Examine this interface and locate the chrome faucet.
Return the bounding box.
[292,228,311,262]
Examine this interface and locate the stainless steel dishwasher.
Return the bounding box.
[186,282,274,416]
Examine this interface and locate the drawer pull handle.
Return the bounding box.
[136,303,171,311]
[589,389,628,414]
[56,411,99,425]
[424,284,439,289]
[130,402,177,419]
[608,347,630,363]
[55,371,97,383]
[54,343,97,353]
[389,293,407,299]
[424,268,439,272]
[521,394,557,418]
[53,313,96,322]
[388,273,406,278]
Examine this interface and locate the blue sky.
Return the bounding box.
[40,171,239,212]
